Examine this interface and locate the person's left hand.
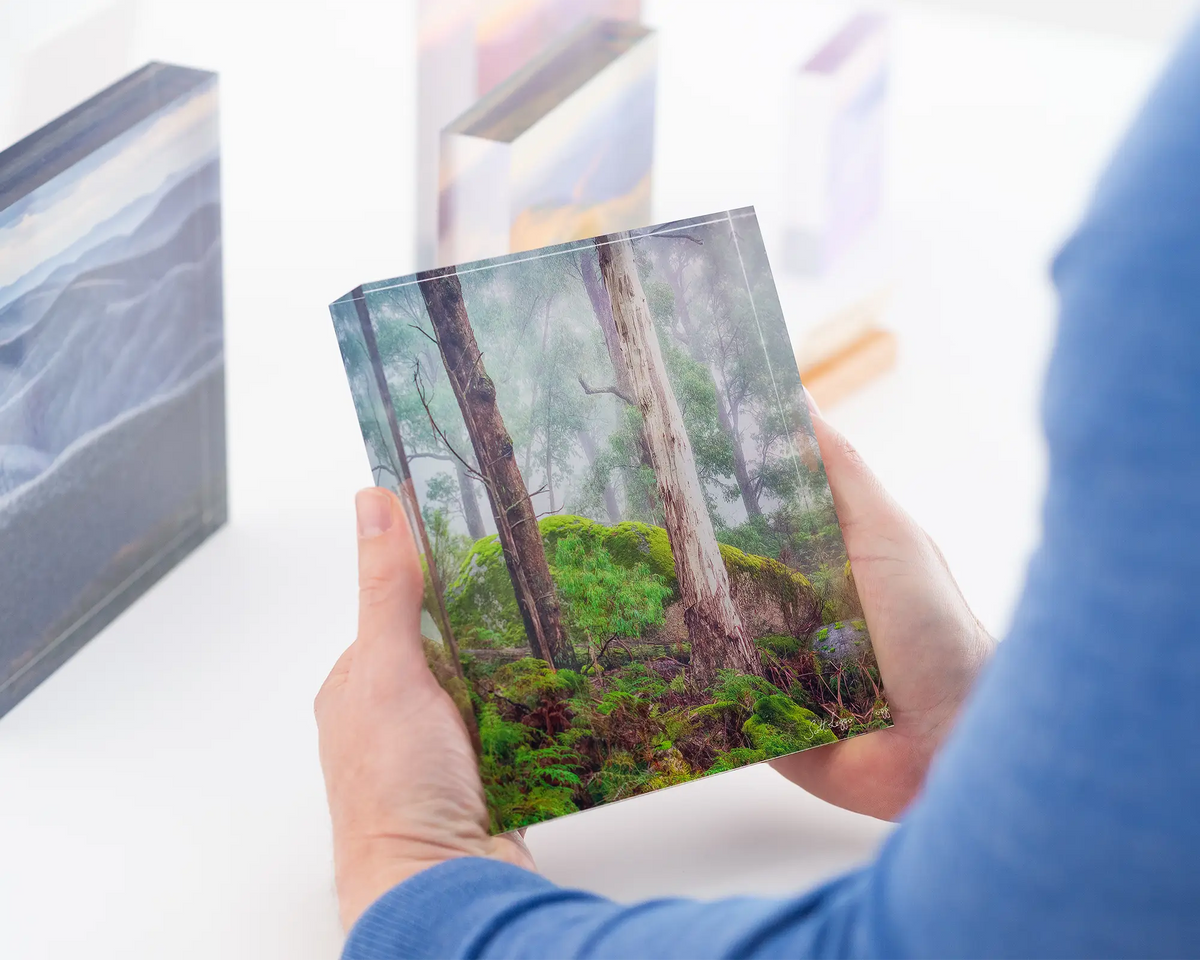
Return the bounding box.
[315,487,534,933]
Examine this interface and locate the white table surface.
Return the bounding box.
[0,2,1170,957]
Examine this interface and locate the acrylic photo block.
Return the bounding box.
[330,208,888,833]
[782,11,889,275]
[474,0,643,97]
[0,63,227,718]
[416,0,643,269]
[439,18,656,266]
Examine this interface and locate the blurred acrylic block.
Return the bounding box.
[438,18,657,265]
[417,0,478,270]
[0,63,227,718]
[783,11,889,276]
[0,0,140,151]
[417,0,642,268]
[474,0,642,96]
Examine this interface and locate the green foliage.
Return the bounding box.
[742,694,837,756]
[788,680,818,711]
[706,747,768,775]
[478,704,583,832]
[586,747,698,804]
[422,503,472,586]
[692,671,837,762]
[692,670,783,724]
[469,640,865,831]
[606,663,670,699]
[447,515,824,658]
[709,669,785,707]
[551,533,672,657]
[716,513,787,558]
[578,403,661,525]
[810,562,865,625]
[478,701,529,758]
[444,535,528,647]
[601,520,678,587]
[491,658,586,709]
[756,634,803,658]
[716,503,850,581]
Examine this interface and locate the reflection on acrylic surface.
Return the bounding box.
[439,18,656,265]
[0,65,226,715]
[332,209,887,833]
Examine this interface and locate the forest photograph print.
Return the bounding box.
[331,208,888,833]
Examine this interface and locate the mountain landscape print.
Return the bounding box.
[0,63,227,717]
[332,209,888,833]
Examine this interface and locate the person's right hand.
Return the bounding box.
[315,489,534,933]
[771,396,995,820]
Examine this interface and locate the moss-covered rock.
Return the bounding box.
[445,514,822,649]
[741,693,836,756]
[812,620,872,663]
[444,536,526,647]
[603,521,677,585]
[720,545,821,640]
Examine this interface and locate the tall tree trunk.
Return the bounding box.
[595,237,761,684]
[580,247,655,514]
[720,383,760,517]
[351,287,465,682]
[454,458,486,539]
[579,429,621,522]
[659,249,761,517]
[544,429,555,513]
[418,267,574,670]
[581,247,634,400]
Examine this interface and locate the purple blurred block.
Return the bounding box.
[783,12,889,276]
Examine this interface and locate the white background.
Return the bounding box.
[0,1,1187,957]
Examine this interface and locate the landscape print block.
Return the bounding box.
[332,209,886,832]
[0,64,226,717]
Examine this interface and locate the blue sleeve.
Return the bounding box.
[344,22,1200,960]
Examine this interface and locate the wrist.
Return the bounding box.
[335,843,449,931]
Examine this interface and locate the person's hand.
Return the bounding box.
[770,395,996,820]
[315,488,534,933]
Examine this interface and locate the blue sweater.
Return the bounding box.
[345,22,1200,960]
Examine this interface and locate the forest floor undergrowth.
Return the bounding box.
[462,633,889,833]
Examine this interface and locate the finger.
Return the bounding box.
[804,391,908,541]
[355,487,429,683]
[769,727,929,822]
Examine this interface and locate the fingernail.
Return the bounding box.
[356,488,393,539]
[803,385,822,418]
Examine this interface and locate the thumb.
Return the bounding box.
[804,391,912,551]
[354,487,429,683]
